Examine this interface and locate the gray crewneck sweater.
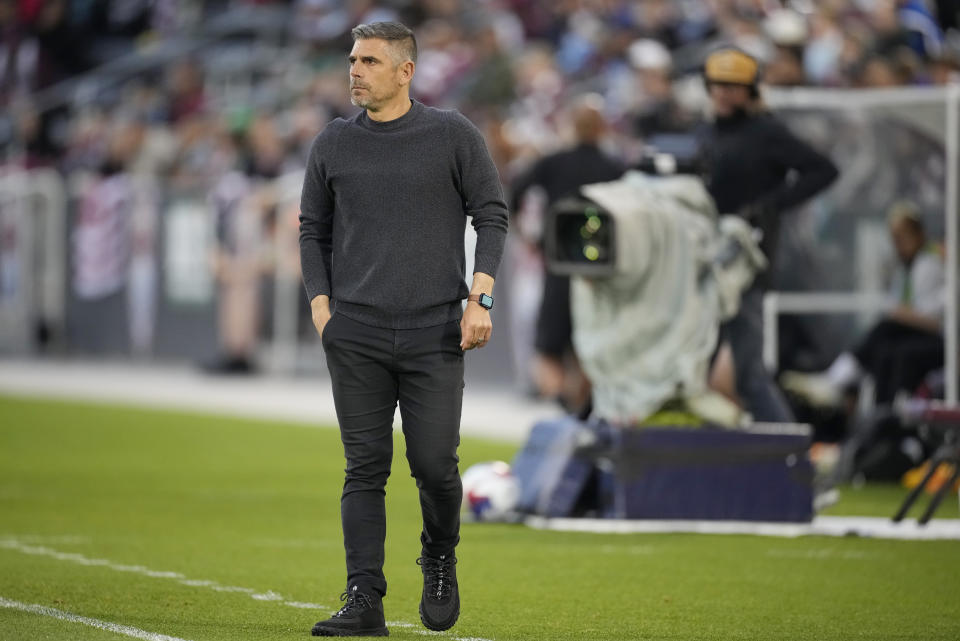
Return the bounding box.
[299,100,509,329]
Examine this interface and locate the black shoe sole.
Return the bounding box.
[311,624,389,637]
[418,597,460,632]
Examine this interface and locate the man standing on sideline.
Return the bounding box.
[299,22,508,637]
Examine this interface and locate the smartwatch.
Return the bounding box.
[468,293,494,310]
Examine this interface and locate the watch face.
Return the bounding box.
[479,293,493,309]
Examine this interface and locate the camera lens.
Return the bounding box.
[554,204,613,265]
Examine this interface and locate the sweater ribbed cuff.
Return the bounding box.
[304,280,331,303]
[473,253,501,281]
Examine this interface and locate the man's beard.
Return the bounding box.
[350,84,398,111]
[350,85,373,108]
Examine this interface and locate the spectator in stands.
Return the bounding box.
[764,9,809,87]
[765,45,807,87]
[510,94,624,413]
[7,104,57,168]
[930,47,960,83]
[460,22,516,112]
[0,0,31,107]
[784,201,945,406]
[204,114,283,374]
[165,59,206,124]
[896,0,945,60]
[626,38,697,139]
[803,11,845,85]
[699,46,839,423]
[855,53,908,87]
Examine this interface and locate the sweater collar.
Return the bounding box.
[357,99,423,131]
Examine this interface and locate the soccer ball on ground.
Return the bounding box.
[461,461,520,522]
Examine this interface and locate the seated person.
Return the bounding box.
[784,201,945,405]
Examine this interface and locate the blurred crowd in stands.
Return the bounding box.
[2,0,960,175]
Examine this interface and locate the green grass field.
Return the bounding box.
[1,394,959,641]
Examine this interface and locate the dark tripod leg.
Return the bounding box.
[918,463,960,525]
[893,451,945,522]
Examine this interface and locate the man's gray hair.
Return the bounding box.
[351,22,417,65]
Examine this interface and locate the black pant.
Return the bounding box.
[322,312,464,598]
[854,319,944,403]
[720,285,795,423]
[535,273,572,359]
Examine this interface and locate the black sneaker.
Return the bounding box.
[311,586,388,637]
[417,554,459,631]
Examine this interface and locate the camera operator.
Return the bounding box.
[699,47,839,423]
[511,95,624,412]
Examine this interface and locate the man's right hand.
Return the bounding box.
[311,295,332,338]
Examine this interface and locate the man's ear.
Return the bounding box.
[398,60,415,86]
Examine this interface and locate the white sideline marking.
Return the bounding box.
[178,579,216,587]
[0,539,284,604]
[525,515,960,540]
[284,601,328,609]
[210,586,255,594]
[0,538,495,641]
[386,620,491,641]
[0,596,193,641]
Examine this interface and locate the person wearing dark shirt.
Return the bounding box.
[700,47,839,423]
[510,96,624,411]
[299,22,508,637]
